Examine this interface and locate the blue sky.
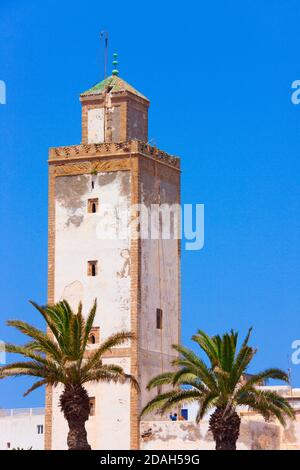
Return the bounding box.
[0,0,299,408]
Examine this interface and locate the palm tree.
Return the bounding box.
[0,299,138,450]
[141,328,295,450]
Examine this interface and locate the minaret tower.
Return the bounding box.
[46,55,181,450]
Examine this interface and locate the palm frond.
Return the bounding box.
[236,388,295,426]
[196,392,217,422]
[241,327,253,349]
[6,321,62,362]
[2,300,138,399]
[81,299,97,353]
[140,391,179,417]
[230,345,256,389]
[146,372,175,390]
[82,331,134,374]
[159,389,201,414]
[3,344,59,368]
[192,330,219,366]
[142,327,295,430]
[241,368,289,390]
[84,366,139,391]
[23,379,48,397]
[171,368,198,386]
[171,357,217,392]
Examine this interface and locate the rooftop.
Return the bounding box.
[80,75,149,102]
[0,408,45,418]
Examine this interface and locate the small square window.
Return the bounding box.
[89,397,95,416]
[88,260,98,277]
[156,308,163,330]
[88,198,99,213]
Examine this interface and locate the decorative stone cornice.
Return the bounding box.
[80,90,149,108]
[48,140,180,169]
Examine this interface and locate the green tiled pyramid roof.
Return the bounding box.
[80,75,149,101]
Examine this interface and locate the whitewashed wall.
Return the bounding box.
[52,170,132,449]
[0,409,45,450]
[88,108,104,143]
[139,167,180,413]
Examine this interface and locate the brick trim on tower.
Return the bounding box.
[44,165,55,450]
[129,155,141,449]
[46,147,180,450]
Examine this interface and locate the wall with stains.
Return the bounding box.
[127,103,148,141]
[52,170,132,449]
[111,106,121,142]
[281,413,300,450]
[139,159,180,413]
[51,357,131,450]
[140,419,283,450]
[87,108,105,143]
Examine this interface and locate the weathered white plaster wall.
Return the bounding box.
[88,108,104,143]
[140,419,284,450]
[281,414,300,450]
[52,170,131,449]
[55,171,131,333]
[92,357,131,450]
[0,409,45,450]
[51,357,131,450]
[139,165,180,413]
[52,163,181,446]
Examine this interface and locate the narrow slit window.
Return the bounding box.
[88,260,98,277]
[156,308,163,330]
[88,198,99,213]
[89,397,95,416]
[37,425,44,435]
[91,181,95,190]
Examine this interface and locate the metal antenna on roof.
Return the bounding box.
[100,31,109,79]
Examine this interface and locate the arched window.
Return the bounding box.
[89,334,96,344]
[88,198,99,213]
[88,327,100,345]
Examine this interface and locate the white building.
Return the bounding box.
[1,387,300,450]
[46,71,181,449]
[0,408,45,450]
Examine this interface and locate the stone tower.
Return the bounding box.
[45,70,181,449]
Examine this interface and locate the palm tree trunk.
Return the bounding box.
[209,407,241,450]
[60,384,91,450]
[66,418,91,450]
